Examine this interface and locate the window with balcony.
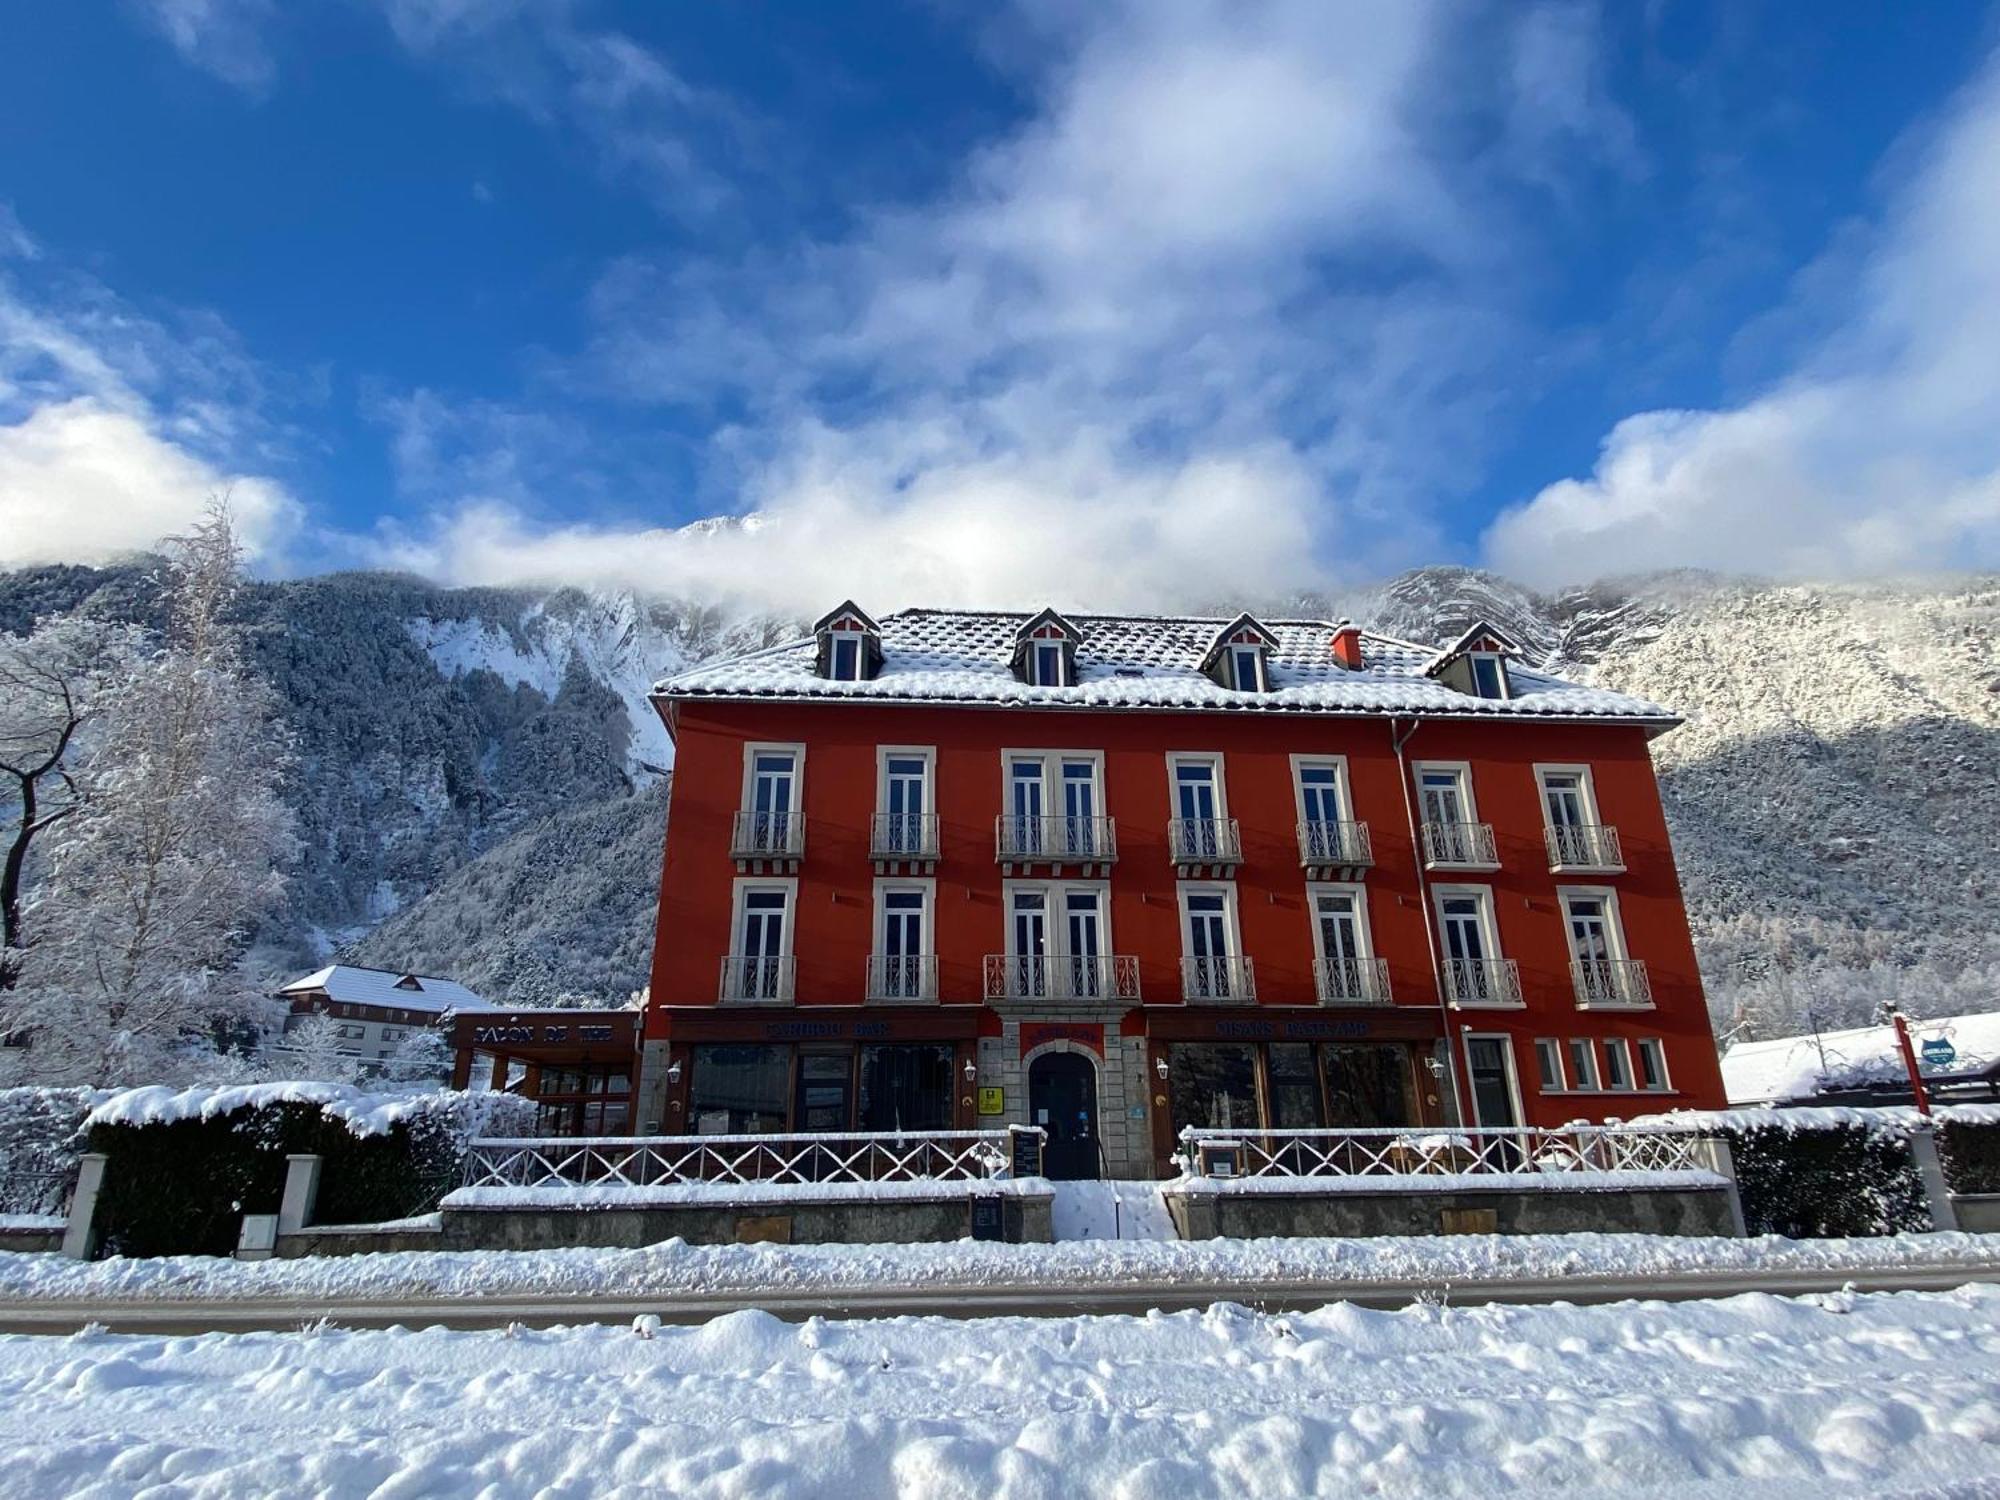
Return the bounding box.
[870,882,936,1002]
[987,882,1133,1001]
[1294,756,1370,869]
[1433,885,1519,1004]
[1179,882,1252,1002]
[1308,883,1388,1004]
[1561,887,1650,1007]
[998,752,1111,864]
[723,881,796,1002]
[873,747,937,862]
[1416,763,1496,868]
[1167,753,1240,868]
[734,744,804,862]
[1538,765,1623,872]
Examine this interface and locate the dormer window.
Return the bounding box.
[1200,613,1278,694]
[1425,621,1523,701]
[1011,607,1084,689]
[813,600,882,683]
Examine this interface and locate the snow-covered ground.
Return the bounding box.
[3,1287,2000,1496]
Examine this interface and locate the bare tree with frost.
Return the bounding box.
[5,503,297,1084]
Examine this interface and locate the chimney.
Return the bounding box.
[1330,621,1364,670]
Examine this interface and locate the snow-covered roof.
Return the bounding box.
[1721,1013,2000,1106]
[655,608,1678,726]
[276,965,496,1016]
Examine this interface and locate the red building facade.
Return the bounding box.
[637,606,1726,1178]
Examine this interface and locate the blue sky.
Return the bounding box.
[2,1,1998,608]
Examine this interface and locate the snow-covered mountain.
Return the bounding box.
[4,557,1993,1033]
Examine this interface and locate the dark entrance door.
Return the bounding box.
[1028,1051,1099,1180]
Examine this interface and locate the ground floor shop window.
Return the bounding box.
[1168,1040,1426,1138]
[534,1066,632,1136]
[859,1043,953,1132]
[686,1040,959,1134]
[691,1043,791,1134]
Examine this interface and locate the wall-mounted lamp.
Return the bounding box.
[666,1058,683,1083]
[1424,1056,1445,1079]
[963,1058,978,1083]
[1154,1056,1170,1081]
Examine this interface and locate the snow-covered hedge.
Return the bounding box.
[82,1083,536,1258]
[1628,1104,2000,1237]
[0,1087,111,1216]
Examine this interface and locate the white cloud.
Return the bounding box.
[129,0,278,94]
[0,248,300,571]
[370,431,1327,614]
[0,399,293,568]
[1484,47,2000,585]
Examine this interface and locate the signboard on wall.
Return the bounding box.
[977,1086,1005,1115]
[1019,1021,1104,1058]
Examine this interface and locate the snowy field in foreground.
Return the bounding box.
[2,1289,2000,1498]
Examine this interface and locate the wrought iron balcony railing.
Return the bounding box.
[1314,954,1392,1005]
[870,812,940,861]
[1440,956,1522,1005]
[730,809,804,860]
[1168,817,1242,866]
[994,814,1117,864]
[1546,823,1625,872]
[1298,820,1374,868]
[1421,820,1498,868]
[983,953,1141,1002]
[865,953,939,1003]
[1181,954,1256,1003]
[718,954,796,1004]
[1572,956,1652,1008]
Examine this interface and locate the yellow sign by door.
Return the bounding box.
[976,1086,1004,1116]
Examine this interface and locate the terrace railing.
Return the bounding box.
[1175,1124,1710,1181]
[459,1129,1040,1191]
[983,953,1141,1002]
[1298,820,1373,869]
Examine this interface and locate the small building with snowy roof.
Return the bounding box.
[274,964,496,1071]
[1722,1012,2000,1108]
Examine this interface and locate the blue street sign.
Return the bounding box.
[1920,1037,1957,1070]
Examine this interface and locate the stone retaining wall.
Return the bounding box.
[1165,1183,1740,1240]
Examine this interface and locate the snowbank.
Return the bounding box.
[444,1178,1051,1210]
[9,1229,2000,1306]
[1169,1168,1727,1196]
[3,1286,2000,1496]
[1627,1103,2000,1134]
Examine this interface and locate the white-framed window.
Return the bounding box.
[1306,882,1373,966]
[1536,764,1602,832]
[1636,1038,1671,1092]
[1565,1038,1599,1090]
[1227,643,1266,692]
[1027,639,1069,687]
[1415,762,1476,825]
[1432,884,1513,1002]
[1003,749,1106,857]
[1166,753,1228,821]
[1177,880,1246,999]
[1469,652,1510,699]
[741,742,804,820]
[335,1024,366,1040]
[1600,1038,1634,1091]
[1463,1033,1525,1128]
[829,633,864,681]
[873,878,935,999]
[1002,879,1112,997]
[876,745,934,853]
[1534,1038,1566,1092]
[1560,886,1631,967]
[1291,756,1353,827]
[732,879,797,958]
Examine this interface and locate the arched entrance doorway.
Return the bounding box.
[1028,1050,1099,1180]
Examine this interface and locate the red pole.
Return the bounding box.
[1890,1010,1933,1117]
